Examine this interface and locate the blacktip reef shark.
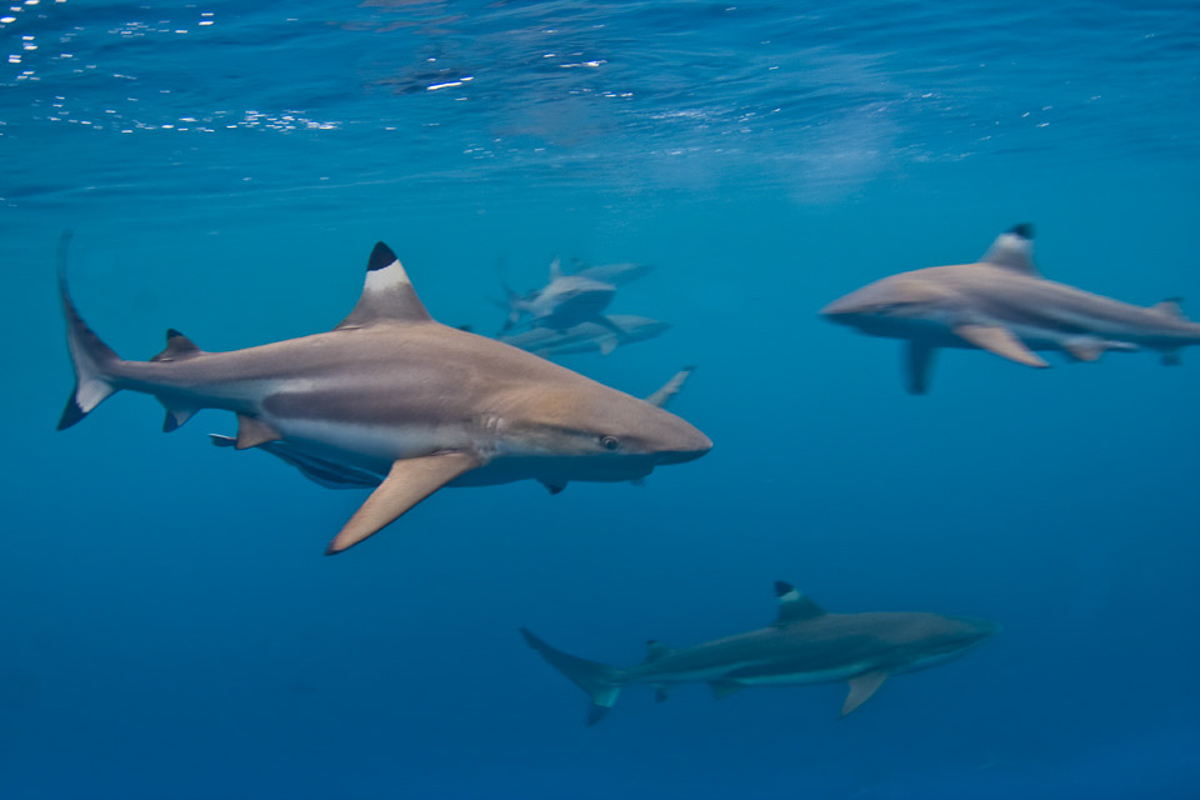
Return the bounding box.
[500,257,617,333]
[821,224,1200,393]
[522,581,995,725]
[56,235,712,554]
[498,314,671,357]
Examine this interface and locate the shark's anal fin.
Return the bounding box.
[335,242,432,330]
[905,341,936,395]
[235,414,282,450]
[325,451,481,554]
[159,400,198,432]
[952,324,1048,368]
[842,670,888,717]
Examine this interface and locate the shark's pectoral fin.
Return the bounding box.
[842,670,888,717]
[710,681,745,700]
[952,324,1048,368]
[646,366,696,409]
[905,341,937,395]
[325,451,481,555]
[235,414,283,450]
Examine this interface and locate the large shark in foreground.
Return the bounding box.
[57,236,711,554]
[821,224,1200,393]
[522,581,995,724]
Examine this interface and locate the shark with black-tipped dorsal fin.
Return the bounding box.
[521,581,995,725]
[56,235,711,554]
[821,224,1200,393]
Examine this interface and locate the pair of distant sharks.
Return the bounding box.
[56,226,1200,724]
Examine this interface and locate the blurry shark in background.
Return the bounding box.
[821,224,1200,393]
[57,235,711,554]
[570,259,654,287]
[522,581,995,724]
[498,314,671,357]
[500,257,617,333]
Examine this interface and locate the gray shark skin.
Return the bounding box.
[522,581,995,725]
[571,260,654,288]
[502,258,617,333]
[820,224,1200,394]
[57,235,711,554]
[498,314,671,357]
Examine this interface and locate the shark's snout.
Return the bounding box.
[654,420,713,465]
[819,295,863,324]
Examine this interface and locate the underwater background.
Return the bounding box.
[3,1,1200,797]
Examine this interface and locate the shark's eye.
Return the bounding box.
[600,435,620,451]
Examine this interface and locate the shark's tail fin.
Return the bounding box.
[56,232,123,430]
[520,627,625,725]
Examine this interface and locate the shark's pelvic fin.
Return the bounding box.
[654,686,673,703]
[235,414,283,450]
[842,670,888,717]
[150,329,203,362]
[1162,349,1183,366]
[56,231,123,431]
[597,333,619,356]
[953,324,1049,368]
[646,366,696,409]
[335,241,433,330]
[905,341,937,395]
[710,681,746,701]
[539,478,567,495]
[325,451,481,554]
[774,581,826,625]
[519,627,624,726]
[980,223,1039,276]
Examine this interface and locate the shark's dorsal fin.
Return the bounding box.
[1151,297,1187,320]
[336,242,433,330]
[151,329,203,362]
[980,224,1039,276]
[642,640,673,664]
[953,324,1049,368]
[842,670,887,717]
[325,451,481,554]
[774,581,825,624]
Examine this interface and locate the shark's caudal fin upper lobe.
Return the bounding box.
[56,232,123,430]
[520,628,625,725]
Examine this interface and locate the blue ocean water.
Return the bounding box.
[3,1,1200,797]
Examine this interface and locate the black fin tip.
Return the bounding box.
[367,241,398,272]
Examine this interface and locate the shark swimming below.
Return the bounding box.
[821,224,1200,393]
[500,257,618,333]
[498,314,671,357]
[522,581,995,724]
[56,236,712,554]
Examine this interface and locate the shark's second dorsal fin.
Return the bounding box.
[774,581,825,624]
[642,640,673,664]
[1151,297,1187,320]
[336,242,433,330]
[150,329,203,362]
[980,223,1039,276]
